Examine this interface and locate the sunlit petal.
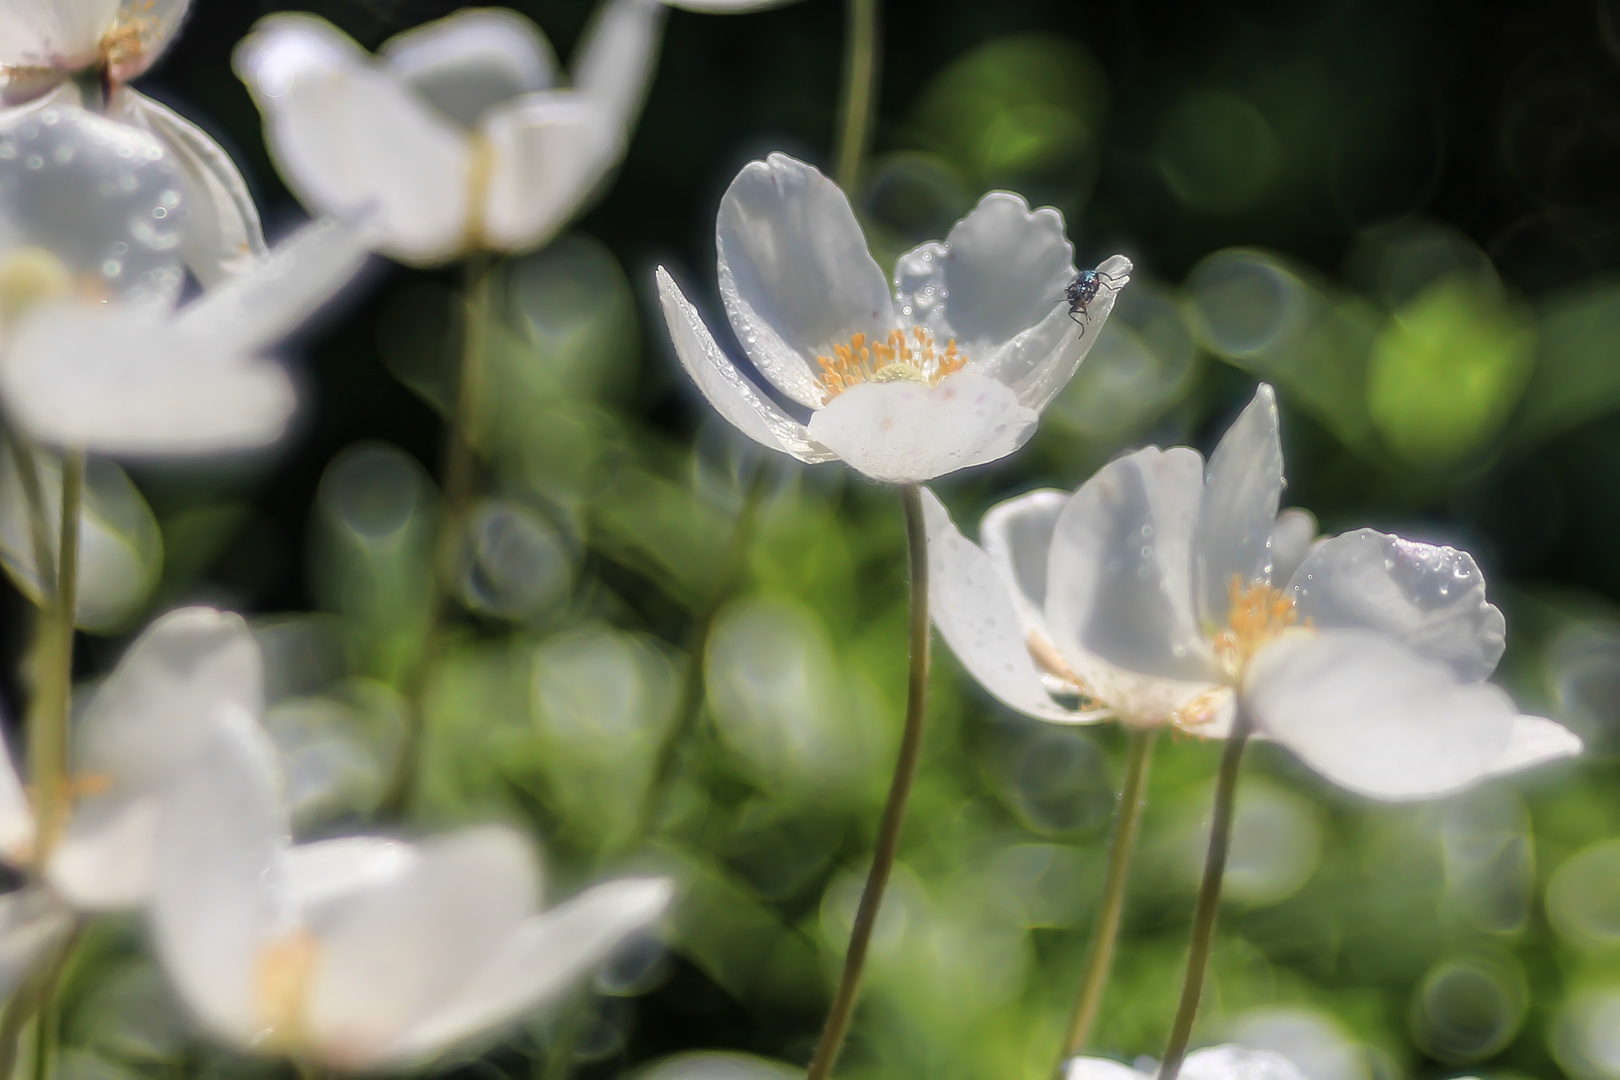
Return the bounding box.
[482,92,609,252]
[570,0,666,154]
[1246,628,1516,801]
[1485,713,1582,778]
[0,0,115,70]
[806,371,1035,484]
[717,153,893,408]
[656,267,835,465]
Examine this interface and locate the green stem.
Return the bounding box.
[1157,711,1252,1080]
[28,452,81,865]
[833,0,881,191]
[0,923,79,1080]
[804,483,930,1080]
[2,428,55,604]
[1057,727,1158,1069]
[635,463,770,843]
[380,255,493,819]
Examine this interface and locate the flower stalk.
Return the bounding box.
[1157,710,1252,1080]
[382,253,494,819]
[29,450,82,865]
[833,0,880,191]
[1058,727,1158,1070]
[805,483,931,1080]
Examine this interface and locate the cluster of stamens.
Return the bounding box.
[815,327,964,401]
[1211,576,1301,679]
[100,1,159,72]
[255,929,320,1045]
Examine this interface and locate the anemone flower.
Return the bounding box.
[926,382,1581,800]
[149,716,674,1070]
[0,109,367,457]
[235,0,793,266]
[658,153,1130,485]
[0,0,265,283]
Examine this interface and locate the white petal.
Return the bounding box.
[1245,629,1517,801]
[986,254,1133,411]
[149,716,285,1046]
[382,9,555,128]
[235,16,472,265]
[52,607,264,909]
[1181,1045,1311,1080]
[570,0,667,151]
[278,836,418,916]
[981,488,1070,639]
[378,877,674,1065]
[1194,384,1284,626]
[106,0,191,82]
[1287,528,1505,682]
[717,152,892,408]
[109,90,267,286]
[0,889,72,1001]
[805,370,1035,484]
[303,825,540,1067]
[1064,1056,1150,1080]
[0,0,114,68]
[1485,714,1582,778]
[921,488,1103,725]
[481,92,610,252]
[935,192,1075,351]
[2,304,295,455]
[175,216,368,356]
[1045,446,1216,684]
[1267,508,1317,587]
[0,734,32,867]
[656,267,834,464]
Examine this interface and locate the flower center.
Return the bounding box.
[1211,576,1302,680]
[255,929,320,1047]
[815,327,964,402]
[100,3,160,75]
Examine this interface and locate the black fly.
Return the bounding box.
[1064,270,1123,336]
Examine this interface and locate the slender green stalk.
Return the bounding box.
[804,483,931,1080]
[1057,727,1159,1070]
[635,463,770,843]
[0,924,79,1080]
[2,428,55,604]
[380,255,493,819]
[1157,711,1252,1080]
[833,0,881,191]
[28,452,81,864]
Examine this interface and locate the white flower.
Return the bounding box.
[1066,1045,1310,1080]
[0,0,266,284]
[148,717,674,1070]
[0,123,367,457]
[233,0,664,265]
[658,153,1130,484]
[926,383,1583,800]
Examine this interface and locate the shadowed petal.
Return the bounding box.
[1045,446,1215,684]
[657,268,834,465]
[481,92,608,252]
[935,192,1075,351]
[717,153,892,408]
[989,254,1133,411]
[0,0,114,69]
[980,488,1069,641]
[1268,508,1317,587]
[1288,528,1505,682]
[1246,629,1516,801]
[1194,384,1284,626]
[922,488,1104,724]
[570,0,666,156]
[805,371,1035,484]
[382,9,555,128]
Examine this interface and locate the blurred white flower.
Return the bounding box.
[926,382,1582,800]
[0,0,266,283]
[235,1,648,265]
[148,719,674,1070]
[658,153,1130,484]
[0,204,368,455]
[1066,1045,1310,1080]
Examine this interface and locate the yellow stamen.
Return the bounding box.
[1211,575,1302,680]
[100,1,159,73]
[814,327,966,402]
[255,929,320,1046]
